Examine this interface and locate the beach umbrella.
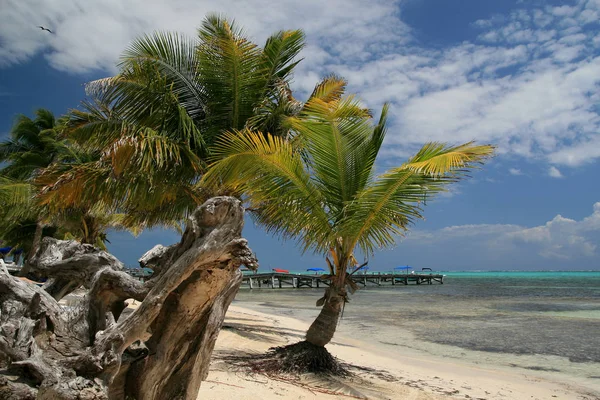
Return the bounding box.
[395,266,412,274]
[306,267,324,272]
[272,268,289,273]
[0,247,11,260]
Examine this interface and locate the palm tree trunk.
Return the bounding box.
[305,285,346,347]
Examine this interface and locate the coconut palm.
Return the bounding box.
[0,110,129,265]
[0,109,67,180]
[0,177,45,256]
[0,110,69,264]
[39,15,306,227]
[202,87,495,362]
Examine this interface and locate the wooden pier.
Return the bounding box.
[3,261,443,289]
[241,272,444,289]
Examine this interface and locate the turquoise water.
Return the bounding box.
[234,271,600,384]
[442,270,600,278]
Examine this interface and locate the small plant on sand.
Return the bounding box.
[203,82,495,374]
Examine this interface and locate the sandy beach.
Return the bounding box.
[197,305,600,400]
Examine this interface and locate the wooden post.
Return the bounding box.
[271,275,275,289]
[249,277,254,289]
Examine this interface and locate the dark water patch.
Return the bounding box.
[509,363,561,372]
[405,316,600,363]
[494,302,600,313]
[256,301,314,311]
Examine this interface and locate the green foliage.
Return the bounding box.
[203,88,495,274]
[0,109,132,252]
[40,15,306,228]
[0,109,65,180]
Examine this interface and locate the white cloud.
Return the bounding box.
[548,166,563,178]
[406,202,600,260]
[1,0,600,168]
[0,0,409,75]
[509,168,523,175]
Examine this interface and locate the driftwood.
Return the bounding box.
[0,196,257,400]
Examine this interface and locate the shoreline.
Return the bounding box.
[198,304,600,400]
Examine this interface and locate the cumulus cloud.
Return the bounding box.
[509,168,523,175]
[548,166,563,178]
[0,0,409,77]
[1,0,600,168]
[406,202,600,261]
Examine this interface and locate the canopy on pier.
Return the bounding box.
[306,268,324,272]
[272,268,289,273]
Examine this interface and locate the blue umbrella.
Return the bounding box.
[0,247,12,254]
[307,268,325,272]
[395,266,412,273]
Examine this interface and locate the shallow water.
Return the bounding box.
[233,271,600,384]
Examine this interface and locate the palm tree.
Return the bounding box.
[0,110,127,266]
[39,15,306,227]
[0,109,69,265]
[0,109,66,180]
[202,87,494,365]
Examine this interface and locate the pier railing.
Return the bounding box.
[241,272,444,289]
[4,263,444,288]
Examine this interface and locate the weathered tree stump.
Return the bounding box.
[0,196,257,400]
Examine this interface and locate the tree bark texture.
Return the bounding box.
[304,284,346,347]
[0,196,257,400]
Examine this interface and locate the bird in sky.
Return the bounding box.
[38,26,53,34]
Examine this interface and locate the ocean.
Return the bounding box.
[232,271,600,388]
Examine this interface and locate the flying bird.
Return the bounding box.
[38,26,53,34]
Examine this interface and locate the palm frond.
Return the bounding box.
[343,141,495,254]
[288,95,373,213]
[307,75,347,104]
[403,142,495,177]
[198,14,266,137]
[0,177,36,210]
[118,31,205,120]
[203,129,333,252]
[262,29,305,83]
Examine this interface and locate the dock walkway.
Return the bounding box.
[3,262,444,289]
[241,272,444,289]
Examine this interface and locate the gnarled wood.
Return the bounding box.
[0,196,257,400]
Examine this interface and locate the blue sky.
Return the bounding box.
[1,0,599,271]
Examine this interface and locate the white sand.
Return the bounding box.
[198,305,600,400]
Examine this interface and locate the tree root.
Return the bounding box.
[230,341,350,376]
